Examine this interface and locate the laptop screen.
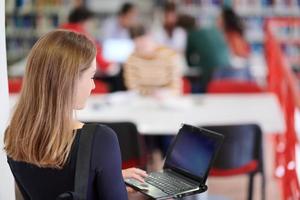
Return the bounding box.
[165,126,220,180]
[102,39,134,62]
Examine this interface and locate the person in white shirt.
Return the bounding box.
[152,2,186,53]
[102,2,138,40]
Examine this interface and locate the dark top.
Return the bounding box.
[7,125,128,200]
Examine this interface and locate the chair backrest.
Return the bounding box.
[8,78,23,93]
[182,77,191,94]
[207,80,264,94]
[91,80,109,94]
[202,124,263,175]
[98,122,145,169]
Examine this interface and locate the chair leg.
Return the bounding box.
[248,173,255,200]
[261,172,266,200]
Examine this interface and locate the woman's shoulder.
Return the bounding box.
[76,124,118,148]
[90,124,119,145]
[88,124,121,169]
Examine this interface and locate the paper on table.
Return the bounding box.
[103,91,139,105]
[159,97,194,111]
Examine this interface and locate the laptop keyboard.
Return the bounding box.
[145,172,196,195]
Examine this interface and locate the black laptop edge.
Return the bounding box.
[164,124,224,185]
[125,123,224,199]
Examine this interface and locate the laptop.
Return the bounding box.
[102,39,134,62]
[125,124,224,199]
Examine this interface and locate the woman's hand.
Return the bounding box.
[122,168,148,183]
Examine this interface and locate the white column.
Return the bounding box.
[0,1,15,199]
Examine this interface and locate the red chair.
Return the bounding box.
[182,77,191,94]
[91,80,109,94]
[203,124,265,200]
[8,78,23,93]
[8,78,109,94]
[207,80,264,93]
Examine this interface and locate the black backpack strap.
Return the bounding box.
[74,124,97,200]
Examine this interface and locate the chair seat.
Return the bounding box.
[210,160,258,176]
[207,80,264,93]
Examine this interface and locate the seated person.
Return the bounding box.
[214,7,253,81]
[101,2,138,40]
[124,25,182,96]
[4,30,146,200]
[218,7,250,59]
[152,1,187,53]
[186,25,231,92]
[60,6,116,75]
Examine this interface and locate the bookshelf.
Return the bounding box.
[267,18,300,72]
[6,0,154,66]
[5,0,73,66]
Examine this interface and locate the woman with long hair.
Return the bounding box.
[218,7,250,58]
[4,30,146,200]
[214,7,253,80]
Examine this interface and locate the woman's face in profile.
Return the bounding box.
[74,58,96,110]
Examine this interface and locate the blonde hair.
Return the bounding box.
[4,30,96,168]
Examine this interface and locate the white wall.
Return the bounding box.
[0,1,15,199]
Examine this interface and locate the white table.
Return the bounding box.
[9,92,285,135]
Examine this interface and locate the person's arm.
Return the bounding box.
[228,33,250,58]
[92,125,128,200]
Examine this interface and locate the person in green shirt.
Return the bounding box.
[179,15,231,92]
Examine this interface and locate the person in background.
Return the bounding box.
[102,2,138,40]
[4,30,147,200]
[215,7,253,80]
[152,1,186,53]
[124,25,182,171]
[60,6,115,74]
[180,15,231,92]
[99,3,138,91]
[218,7,250,59]
[124,24,182,96]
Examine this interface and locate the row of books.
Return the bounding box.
[5,8,66,65]
[6,0,72,13]
[175,0,300,7]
